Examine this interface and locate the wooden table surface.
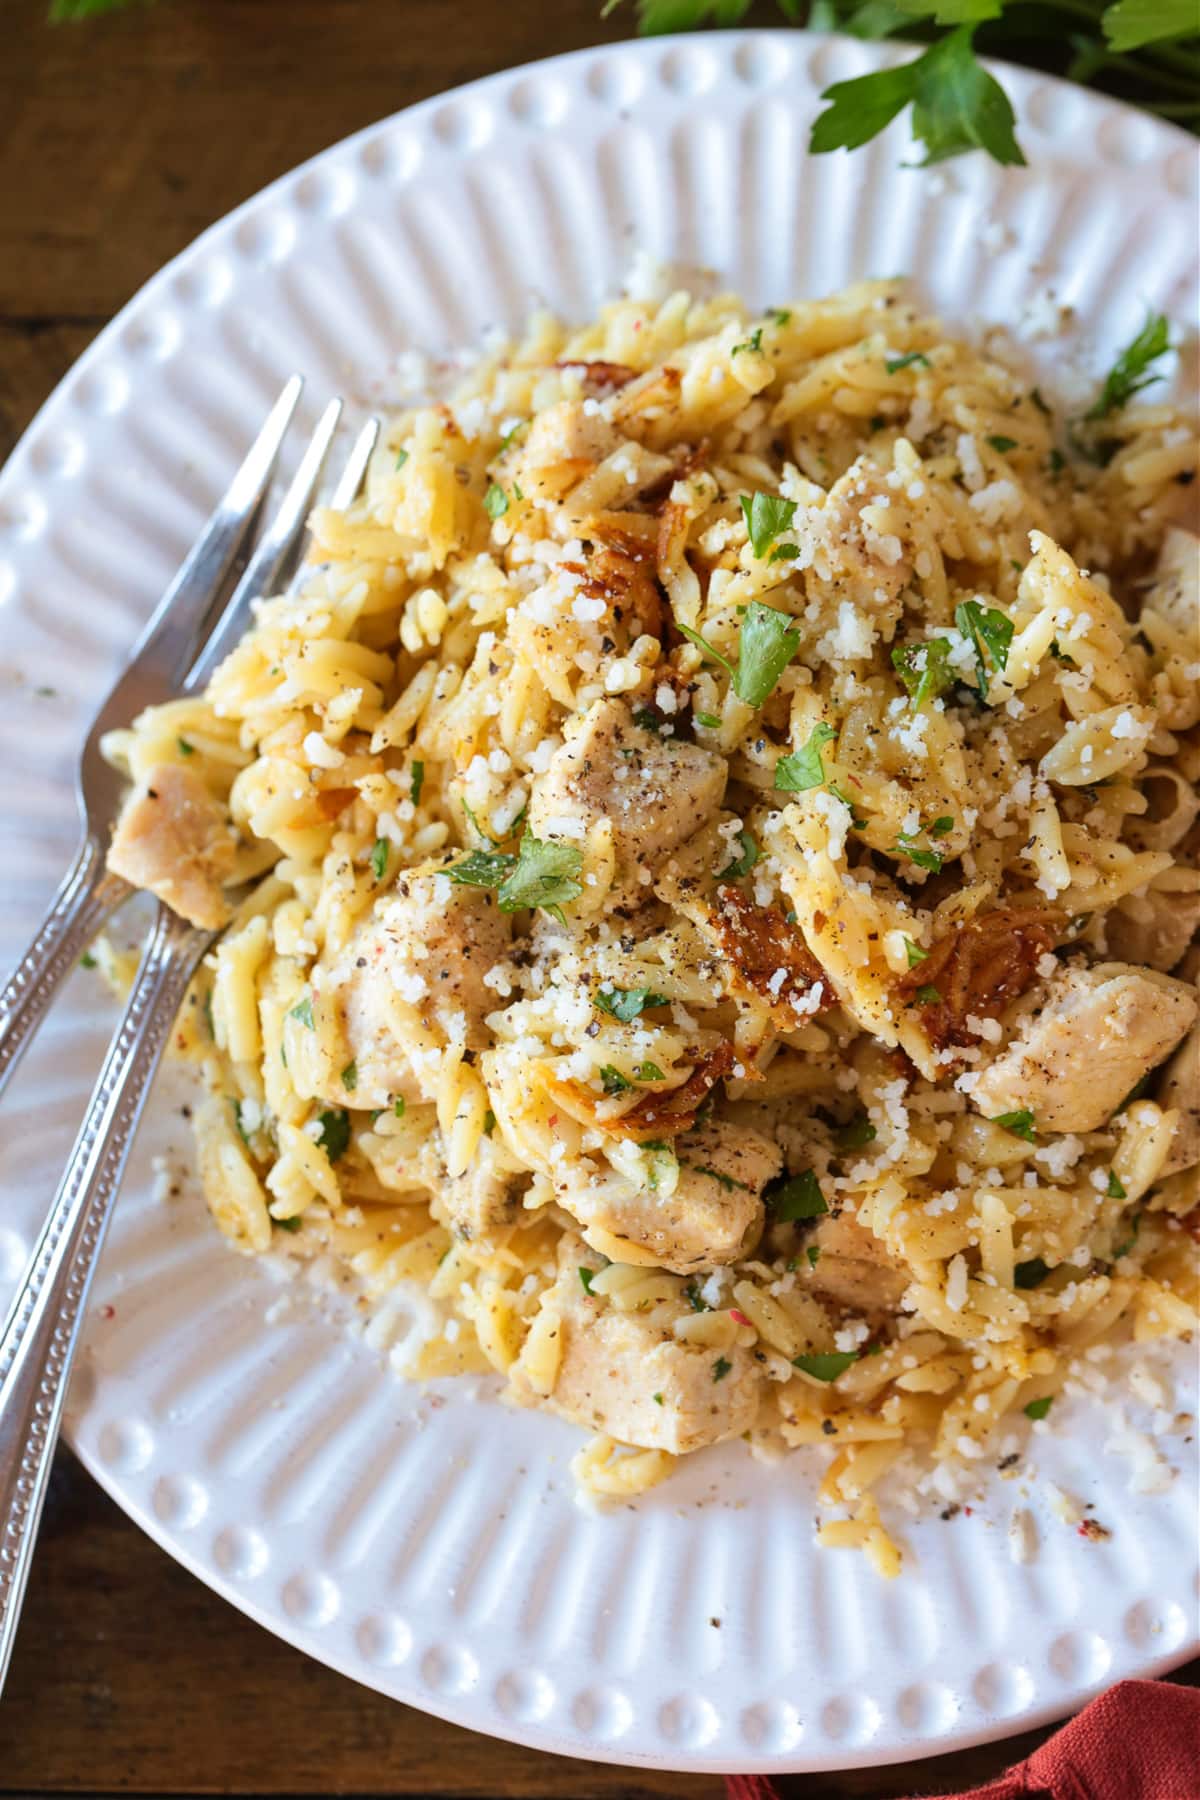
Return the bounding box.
[1,3,1197,1795]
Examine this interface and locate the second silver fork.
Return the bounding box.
[0,405,378,1696]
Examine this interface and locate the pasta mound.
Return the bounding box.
[104,279,1200,1574]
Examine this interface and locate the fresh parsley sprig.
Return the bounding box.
[679,596,803,709]
[446,832,584,923]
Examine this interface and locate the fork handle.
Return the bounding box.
[0,902,209,1695]
[0,835,132,1102]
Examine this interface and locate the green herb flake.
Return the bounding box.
[579,1266,598,1295]
[600,1064,632,1097]
[885,350,931,374]
[636,1061,665,1082]
[316,1107,351,1164]
[1086,312,1171,420]
[394,1096,406,1118]
[176,736,194,756]
[500,834,584,919]
[370,838,389,881]
[677,621,736,680]
[484,482,509,519]
[739,491,799,560]
[835,1110,877,1152]
[595,986,669,1023]
[684,1281,709,1313]
[893,835,944,873]
[652,1391,664,1405]
[712,1356,733,1383]
[903,938,928,967]
[288,995,315,1030]
[79,951,97,970]
[993,1109,1037,1143]
[767,1168,828,1222]
[792,1350,859,1382]
[446,847,516,889]
[410,760,425,806]
[915,984,943,1005]
[394,448,409,470]
[732,326,763,356]
[694,711,721,729]
[734,601,803,706]
[1048,448,1066,474]
[955,599,1014,699]
[807,1245,822,1268]
[775,721,836,794]
[987,435,1018,453]
[719,828,760,882]
[929,815,955,837]
[1014,1256,1052,1290]
[891,636,954,709]
[770,308,792,326]
[274,1214,303,1233]
[341,1060,357,1092]
[1023,1395,1053,1421]
[1106,1169,1127,1199]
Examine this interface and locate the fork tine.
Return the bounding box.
[330,418,380,511]
[123,374,304,690]
[183,396,343,693]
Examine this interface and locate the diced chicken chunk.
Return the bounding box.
[971,962,1198,1134]
[107,762,236,930]
[1143,527,1199,643]
[529,698,726,905]
[322,859,510,1109]
[1159,1025,1200,1178]
[806,1212,908,1319]
[508,1240,762,1454]
[438,1138,523,1243]
[1105,883,1200,973]
[517,400,621,500]
[556,1117,779,1273]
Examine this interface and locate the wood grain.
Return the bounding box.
[0,1,1196,1793]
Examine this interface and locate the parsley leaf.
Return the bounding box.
[987,434,1018,453]
[904,937,928,967]
[1103,0,1196,50]
[1112,1212,1141,1259]
[792,1350,860,1382]
[677,622,737,681]
[595,987,669,1023]
[915,983,943,1004]
[893,834,944,873]
[955,599,1014,698]
[600,1065,632,1096]
[1106,1169,1127,1199]
[993,1109,1037,1143]
[484,483,509,519]
[1014,1256,1052,1289]
[694,711,721,729]
[370,838,389,881]
[734,602,803,705]
[712,1356,733,1382]
[1023,1395,1053,1421]
[316,1108,351,1164]
[579,1266,598,1294]
[341,1060,358,1092]
[176,736,194,756]
[811,59,918,153]
[1085,312,1172,420]
[775,721,836,793]
[498,834,584,920]
[766,1169,828,1222]
[393,1096,406,1119]
[446,847,516,890]
[909,28,1025,167]
[719,828,760,881]
[732,326,763,356]
[807,1245,822,1268]
[394,447,409,470]
[885,350,931,374]
[835,1110,877,1152]
[288,995,315,1030]
[636,1061,665,1082]
[892,636,954,708]
[410,761,425,806]
[739,492,798,560]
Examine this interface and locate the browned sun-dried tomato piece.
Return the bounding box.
[614,1040,740,1140]
[555,359,639,394]
[709,885,836,1027]
[896,905,1063,1052]
[571,543,667,644]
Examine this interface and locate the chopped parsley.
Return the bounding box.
[792,1350,859,1381]
[929,815,955,837]
[316,1108,351,1164]
[766,1168,828,1222]
[690,1163,751,1192]
[1048,448,1066,474]
[370,838,389,880]
[176,736,194,756]
[770,309,791,326]
[694,711,721,729]
[987,435,1018,453]
[993,1109,1037,1143]
[680,599,802,709]
[600,1065,632,1097]
[1086,311,1171,420]
[636,1061,665,1083]
[79,951,97,970]
[807,1245,821,1268]
[885,350,931,374]
[739,492,799,560]
[393,1096,406,1118]
[394,447,409,470]
[446,832,584,922]
[893,834,944,873]
[288,995,314,1030]
[274,1214,303,1233]
[1106,1169,1127,1199]
[732,326,763,356]
[719,828,759,881]
[712,1356,733,1382]
[684,1281,709,1312]
[775,721,836,793]
[484,482,509,519]
[482,1108,496,1136]
[1112,1213,1141,1260]
[1014,1256,1051,1289]
[891,636,953,709]
[1023,1395,1053,1421]
[768,541,800,563]
[914,984,942,1005]
[835,1111,876,1153]
[340,1060,358,1092]
[594,986,668,1023]
[579,1266,598,1294]
[903,938,928,967]
[652,1391,664,1405]
[410,760,424,806]
[955,599,1014,699]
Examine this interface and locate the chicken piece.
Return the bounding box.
[517,399,621,500]
[107,762,236,930]
[322,859,510,1109]
[528,698,726,906]
[438,1137,523,1243]
[1105,882,1200,974]
[1158,1026,1200,1178]
[1143,526,1199,643]
[556,1117,780,1273]
[806,1212,908,1319]
[970,962,1197,1135]
[508,1240,762,1454]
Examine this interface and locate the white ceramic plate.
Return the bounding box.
[0,32,1197,1775]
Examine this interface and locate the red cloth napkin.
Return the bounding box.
[726,1679,1200,1800]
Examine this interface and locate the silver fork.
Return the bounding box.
[0,375,309,1105]
[0,405,380,1694]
